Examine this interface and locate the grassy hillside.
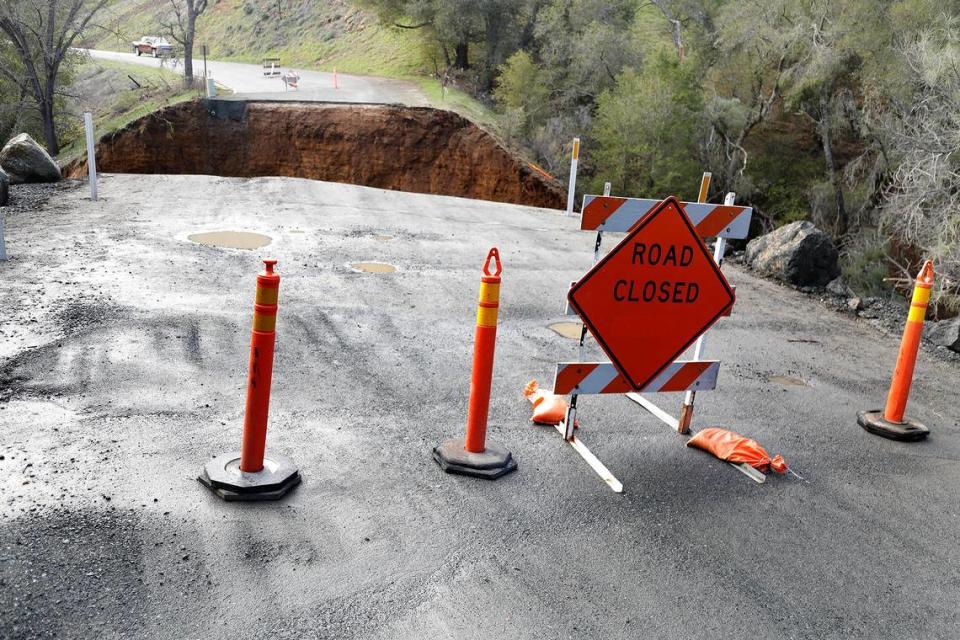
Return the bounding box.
[90,0,433,77]
[58,58,201,164]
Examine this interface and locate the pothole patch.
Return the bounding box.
[188,231,272,249]
[350,261,397,274]
[768,374,809,386]
[548,322,586,339]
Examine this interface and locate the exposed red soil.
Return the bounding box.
[65,99,565,209]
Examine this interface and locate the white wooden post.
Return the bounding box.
[565,137,580,216]
[83,112,98,202]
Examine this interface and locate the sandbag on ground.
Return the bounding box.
[687,427,788,473]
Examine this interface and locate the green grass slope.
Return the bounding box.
[90,0,432,77]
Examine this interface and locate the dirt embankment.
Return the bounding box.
[65,99,565,209]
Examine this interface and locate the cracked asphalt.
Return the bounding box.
[1,175,958,639]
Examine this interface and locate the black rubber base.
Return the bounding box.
[433,439,517,480]
[858,410,930,442]
[198,451,301,501]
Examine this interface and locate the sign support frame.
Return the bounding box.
[554,173,749,492]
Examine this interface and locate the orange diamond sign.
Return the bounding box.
[567,196,735,390]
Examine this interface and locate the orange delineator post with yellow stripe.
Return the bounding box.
[465,254,502,453]
[241,259,280,471]
[433,248,517,480]
[884,261,935,423]
[199,259,301,501]
[858,261,935,441]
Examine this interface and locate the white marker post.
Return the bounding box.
[83,112,98,202]
[565,137,580,216]
[0,215,7,262]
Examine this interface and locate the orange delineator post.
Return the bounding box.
[199,258,300,501]
[858,260,935,441]
[465,249,502,453]
[884,261,934,423]
[240,259,280,472]
[432,247,517,479]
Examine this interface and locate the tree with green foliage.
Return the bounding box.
[493,50,549,138]
[593,52,703,197]
[0,0,108,154]
[360,0,536,90]
[0,41,33,142]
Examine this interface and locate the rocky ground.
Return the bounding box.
[728,250,960,366]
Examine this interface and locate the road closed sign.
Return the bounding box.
[567,196,735,390]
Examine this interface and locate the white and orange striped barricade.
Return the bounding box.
[263,58,281,77]
[551,173,752,492]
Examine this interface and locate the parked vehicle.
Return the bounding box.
[132,36,174,58]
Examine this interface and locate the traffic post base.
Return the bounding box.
[857,410,929,442]
[433,439,517,480]
[199,452,302,501]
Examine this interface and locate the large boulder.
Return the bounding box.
[924,317,960,353]
[0,167,8,206]
[745,220,840,287]
[0,133,61,184]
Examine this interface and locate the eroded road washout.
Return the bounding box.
[65,99,565,209]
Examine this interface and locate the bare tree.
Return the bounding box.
[0,0,109,155]
[648,0,685,61]
[162,0,208,88]
[877,29,960,311]
[702,0,791,197]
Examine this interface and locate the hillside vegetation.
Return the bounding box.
[58,58,205,164]
[90,0,433,76]
[359,0,960,312]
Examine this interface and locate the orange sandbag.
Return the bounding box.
[523,380,573,426]
[687,427,788,474]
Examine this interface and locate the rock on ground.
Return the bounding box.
[745,220,840,287]
[0,133,61,184]
[826,277,853,297]
[0,166,8,206]
[924,317,960,353]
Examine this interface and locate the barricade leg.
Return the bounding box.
[858,261,935,441]
[199,259,302,500]
[433,248,517,480]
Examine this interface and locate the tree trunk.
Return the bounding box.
[454,42,469,70]
[183,20,195,86]
[41,77,58,155]
[819,90,847,236]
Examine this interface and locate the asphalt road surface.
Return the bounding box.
[82,49,430,105]
[1,175,958,639]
